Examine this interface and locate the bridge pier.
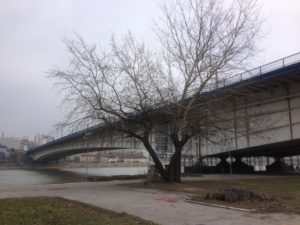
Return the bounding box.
[266,157,293,173]
[198,156,255,174]
[214,157,231,173]
[198,155,300,174]
[213,156,254,173]
[231,157,254,173]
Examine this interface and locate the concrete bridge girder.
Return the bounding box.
[27,58,300,167]
[28,131,147,162]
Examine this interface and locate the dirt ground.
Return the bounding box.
[127,174,300,213]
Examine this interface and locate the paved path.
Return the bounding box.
[0,178,299,225]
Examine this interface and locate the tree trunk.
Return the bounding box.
[166,145,183,183]
[141,133,186,183]
[142,139,166,180]
[165,133,188,183]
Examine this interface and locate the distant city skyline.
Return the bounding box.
[0,131,54,151]
[0,0,300,139]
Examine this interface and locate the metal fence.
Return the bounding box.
[202,52,300,93]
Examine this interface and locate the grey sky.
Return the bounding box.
[0,0,299,140]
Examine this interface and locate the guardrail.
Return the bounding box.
[202,52,300,93]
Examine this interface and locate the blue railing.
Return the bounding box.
[202,52,300,93]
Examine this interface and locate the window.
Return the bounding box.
[155,132,169,153]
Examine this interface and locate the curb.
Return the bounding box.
[184,199,257,212]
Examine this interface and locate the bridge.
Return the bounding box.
[27,53,300,172]
[27,126,139,162]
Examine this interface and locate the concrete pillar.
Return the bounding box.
[214,157,231,174]
[266,157,293,173]
[231,157,254,173]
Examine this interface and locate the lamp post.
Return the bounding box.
[229,151,233,175]
[83,131,93,182]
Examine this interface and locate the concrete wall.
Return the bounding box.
[150,82,300,158]
[196,83,300,157]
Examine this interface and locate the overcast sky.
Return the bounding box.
[0,0,300,140]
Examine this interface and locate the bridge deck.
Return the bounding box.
[27,52,300,162]
[204,138,300,159]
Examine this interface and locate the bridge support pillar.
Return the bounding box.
[197,157,229,173]
[266,157,293,173]
[214,157,231,173]
[231,157,254,173]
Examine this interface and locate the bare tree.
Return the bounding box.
[50,0,262,182]
[152,0,262,182]
[50,33,170,179]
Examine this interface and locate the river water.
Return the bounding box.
[0,167,148,186]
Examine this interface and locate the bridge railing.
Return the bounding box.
[202,52,300,93]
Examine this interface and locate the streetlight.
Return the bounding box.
[83,131,93,182]
[228,151,233,175]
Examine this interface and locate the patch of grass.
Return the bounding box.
[129,176,300,214]
[0,197,158,225]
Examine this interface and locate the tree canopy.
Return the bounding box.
[50,0,263,182]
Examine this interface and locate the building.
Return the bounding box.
[34,134,54,146]
[0,133,36,151]
[0,145,9,163]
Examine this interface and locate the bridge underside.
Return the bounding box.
[31,147,127,163]
[198,138,300,174]
[204,138,300,159]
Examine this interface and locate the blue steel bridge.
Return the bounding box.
[27,53,300,173]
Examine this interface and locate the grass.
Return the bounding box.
[129,176,300,214]
[0,197,158,225]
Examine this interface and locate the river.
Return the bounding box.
[0,167,148,186]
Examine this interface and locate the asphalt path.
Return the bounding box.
[0,176,299,225]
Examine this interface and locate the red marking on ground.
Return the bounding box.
[154,197,177,203]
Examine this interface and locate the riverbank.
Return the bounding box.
[0,167,148,186]
[0,165,30,170]
[0,162,148,170]
[87,174,146,181]
[1,175,299,225]
[126,175,300,214]
[39,162,148,169]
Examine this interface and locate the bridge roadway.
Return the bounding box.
[27,53,300,168]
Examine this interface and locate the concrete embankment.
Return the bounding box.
[0,162,148,170]
[34,162,148,169]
